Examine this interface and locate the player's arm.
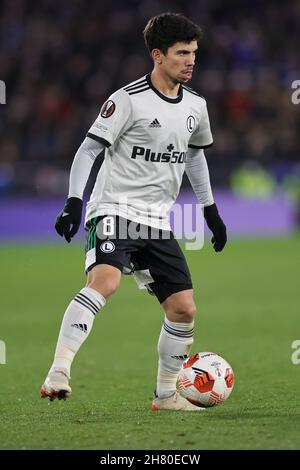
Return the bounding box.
[55,137,106,243]
[55,88,133,243]
[185,148,227,252]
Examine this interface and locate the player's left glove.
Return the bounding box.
[204,203,227,252]
[55,197,83,243]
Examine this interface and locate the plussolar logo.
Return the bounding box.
[131,145,187,163]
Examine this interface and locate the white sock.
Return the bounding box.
[49,287,106,377]
[157,316,194,398]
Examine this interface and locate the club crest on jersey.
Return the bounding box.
[187,115,196,133]
[100,100,116,118]
[100,240,115,253]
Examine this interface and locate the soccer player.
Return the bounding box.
[41,12,227,410]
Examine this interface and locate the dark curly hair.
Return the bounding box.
[143,12,203,55]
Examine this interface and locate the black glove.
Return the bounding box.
[55,197,83,243]
[204,203,227,252]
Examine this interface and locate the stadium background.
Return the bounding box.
[0,0,299,451]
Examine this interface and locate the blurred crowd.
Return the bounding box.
[0,0,299,195]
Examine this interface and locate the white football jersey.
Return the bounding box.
[85,74,213,230]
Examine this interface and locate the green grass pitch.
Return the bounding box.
[0,236,299,450]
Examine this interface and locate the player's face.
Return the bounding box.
[162,40,198,84]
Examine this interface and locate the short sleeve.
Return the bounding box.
[87,89,133,147]
[188,99,213,149]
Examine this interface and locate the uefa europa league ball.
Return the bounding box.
[177,352,234,407]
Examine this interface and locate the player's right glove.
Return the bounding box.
[55,197,83,243]
[204,203,227,252]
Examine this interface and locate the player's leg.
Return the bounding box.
[49,263,121,377]
[153,289,197,404]
[135,233,203,410]
[41,215,129,401]
[152,289,203,410]
[41,264,121,401]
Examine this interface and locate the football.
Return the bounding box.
[177,352,234,407]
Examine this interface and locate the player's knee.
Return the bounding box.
[86,264,121,299]
[170,302,197,323]
[87,277,120,299]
